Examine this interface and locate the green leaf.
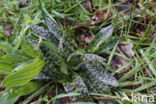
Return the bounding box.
[52,93,81,100]
[22,40,38,57]
[40,41,58,54]
[60,61,68,75]
[13,81,43,96]
[0,88,19,104]
[0,61,14,74]
[133,81,156,92]
[0,54,30,64]
[23,82,53,104]
[51,10,66,18]
[2,56,45,87]
[0,42,16,54]
[67,50,84,62]
[140,49,156,77]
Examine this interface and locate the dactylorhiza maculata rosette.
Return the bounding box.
[29,16,119,102]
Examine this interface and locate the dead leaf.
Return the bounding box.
[119,44,135,58]
[80,34,94,43]
[91,9,112,25]
[110,44,133,70]
[78,22,91,27]
[118,0,127,3]
[110,55,128,69]
[98,101,105,104]
[60,18,76,27]
[0,24,13,37]
[119,40,135,58]
[148,33,156,42]
[19,0,30,8]
[0,17,4,20]
[115,2,131,12]
[82,0,93,11]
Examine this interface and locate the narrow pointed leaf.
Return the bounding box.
[29,23,49,36]
[45,17,62,40]
[80,54,106,63]
[85,63,119,86]
[80,72,110,93]
[87,25,114,52]
[63,73,93,102]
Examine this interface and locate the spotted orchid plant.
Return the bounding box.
[1,16,119,103]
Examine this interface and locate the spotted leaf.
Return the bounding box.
[63,73,93,102]
[87,25,114,52]
[80,54,106,63]
[85,63,119,86]
[29,23,49,37]
[45,16,63,40]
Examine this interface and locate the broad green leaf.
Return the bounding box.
[0,54,30,64]
[0,42,16,54]
[22,40,38,57]
[13,81,43,96]
[2,56,45,87]
[23,82,53,104]
[0,61,14,74]
[0,88,19,104]
[0,33,5,38]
